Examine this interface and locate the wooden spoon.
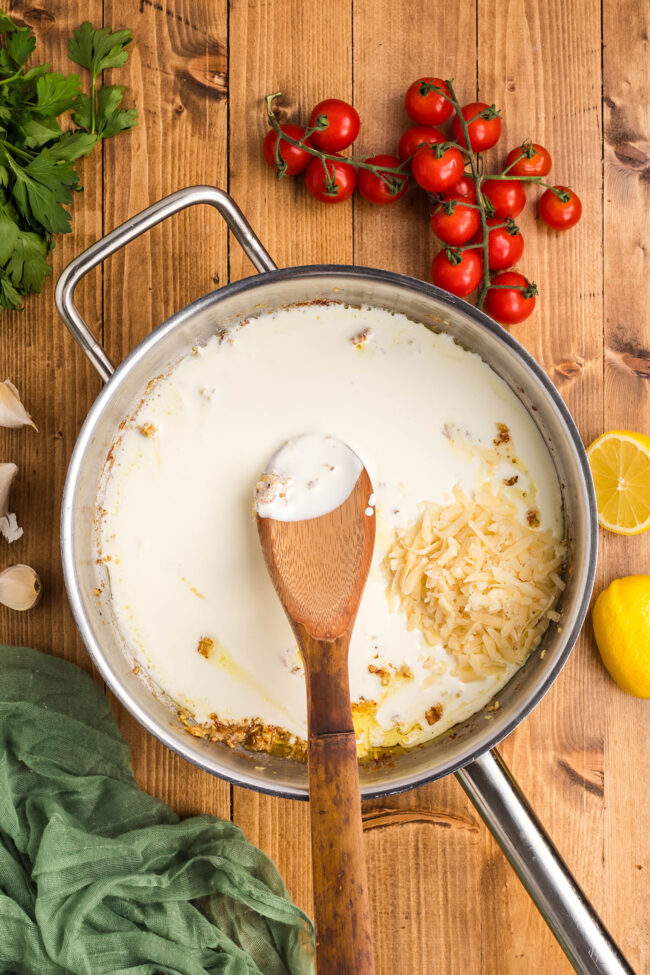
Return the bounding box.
[255,440,376,975]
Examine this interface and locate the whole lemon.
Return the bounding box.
[592,575,650,698]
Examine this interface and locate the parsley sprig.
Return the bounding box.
[0,11,137,315]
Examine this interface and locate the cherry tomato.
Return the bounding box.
[404,77,453,126]
[538,186,582,230]
[442,175,477,204]
[482,178,526,218]
[412,145,464,193]
[485,271,537,324]
[398,125,444,162]
[308,99,360,152]
[431,201,481,246]
[304,155,356,203]
[358,155,408,204]
[451,102,502,151]
[263,124,313,175]
[505,143,551,177]
[431,249,483,298]
[473,216,524,270]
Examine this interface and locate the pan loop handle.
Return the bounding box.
[55,185,277,382]
[457,750,635,975]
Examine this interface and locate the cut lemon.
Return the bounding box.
[587,430,650,535]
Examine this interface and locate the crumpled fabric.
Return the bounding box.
[0,644,315,975]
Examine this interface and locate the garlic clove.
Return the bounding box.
[0,380,37,431]
[0,564,42,610]
[0,463,22,543]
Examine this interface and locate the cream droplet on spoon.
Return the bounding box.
[254,433,366,522]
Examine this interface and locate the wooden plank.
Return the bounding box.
[227,0,355,280]
[477,0,605,971]
[102,0,231,819]
[351,4,486,972]
[352,1,477,280]
[228,0,355,916]
[602,0,650,968]
[0,0,103,673]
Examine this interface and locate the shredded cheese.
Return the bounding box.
[385,483,565,682]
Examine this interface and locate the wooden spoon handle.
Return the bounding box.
[309,729,375,975]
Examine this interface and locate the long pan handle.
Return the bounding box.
[456,749,634,975]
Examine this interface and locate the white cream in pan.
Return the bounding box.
[97,304,564,757]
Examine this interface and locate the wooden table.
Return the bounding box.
[2,1,648,971]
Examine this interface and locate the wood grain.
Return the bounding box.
[603,1,650,969]
[0,0,647,971]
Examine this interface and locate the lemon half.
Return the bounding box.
[587,430,650,535]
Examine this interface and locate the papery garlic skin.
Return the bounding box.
[0,564,41,610]
[0,381,37,430]
[0,463,23,542]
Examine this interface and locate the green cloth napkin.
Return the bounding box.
[0,645,315,975]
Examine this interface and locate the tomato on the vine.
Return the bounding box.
[398,125,444,162]
[412,145,464,193]
[304,155,356,203]
[505,143,551,177]
[308,99,360,152]
[473,217,524,270]
[485,271,537,324]
[442,175,477,204]
[451,102,502,151]
[431,201,481,246]
[263,124,313,175]
[431,249,483,298]
[482,178,526,218]
[538,186,582,230]
[358,155,408,204]
[404,77,453,126]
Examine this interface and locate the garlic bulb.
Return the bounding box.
[0,564,41,610]
[0,463,22,542]
[0,380,37,430]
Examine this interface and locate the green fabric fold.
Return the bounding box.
[0,645,314,975]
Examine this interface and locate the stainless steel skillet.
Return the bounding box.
[56,186,633,975]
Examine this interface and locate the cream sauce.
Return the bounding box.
[255,434,365,521]
[97,304,563,751]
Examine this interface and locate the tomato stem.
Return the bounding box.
[443,79,491,308]
[264,92,410,182]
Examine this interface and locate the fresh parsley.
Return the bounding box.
[0,12,137,315]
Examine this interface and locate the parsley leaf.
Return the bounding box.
[0,269,23,311]
[5,228,51,291]
[6,27,35,66]
[0,204,19,262]
[7,148,79,234]
[95,85,137,138]
[46,131,97,161]
[21,116,63,149]
[35,72,81,117]
[68,23,132,76]
[0,11,16,34]
[68,22,133,136]
[0,10,137,316]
